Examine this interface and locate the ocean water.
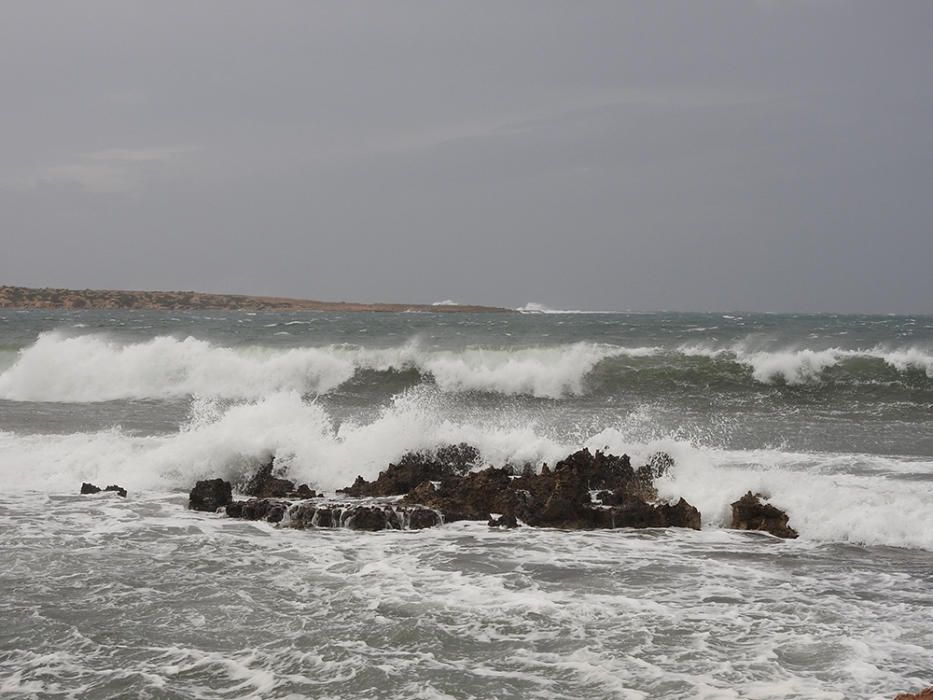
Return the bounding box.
[0,309,931,699]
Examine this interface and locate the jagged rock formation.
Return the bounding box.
[190,449,810,539]
[730,491,798,539]
[339,444,478,498]
[188,478,233,512]
[337,446,699,530]
[80,482,127,497]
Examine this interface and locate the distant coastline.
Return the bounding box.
[0,286,512,313]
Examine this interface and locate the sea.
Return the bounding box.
[0,308,930,699]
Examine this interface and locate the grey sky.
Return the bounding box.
[1,1,931,312]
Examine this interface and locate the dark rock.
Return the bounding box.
[395,448,692,530]
[188,478,232,512]
[610,498,668,528]
[346,506,389,531]
[657,498,702,530]
[895,688,933,700]
[339,443,481,497]
[210,447,697,534]
[80,482,127,497]
[730,491,798,539]
[227,498,291,521]
[293,484,317,499]
[602,497,700,530]
[223,498,439,531]
[402,467,516,522]
[286,502,317,528]
[433,443,480,473]
[553,448,634,490]
[341,476,369,497]
[243,461,295,498]
[313,506,338,528]
[407,480,437,503]
[407,506,442,529]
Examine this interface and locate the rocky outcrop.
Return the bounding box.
[199,448,710,534]
[385,447,699,531]
[339,444,478,497]
[188,478,233,512]
[730,492,798,539]
[402,467,517,523]
[80,482,127,497]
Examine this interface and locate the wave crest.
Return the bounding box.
[0,332,630,402]
[0,390,930,549]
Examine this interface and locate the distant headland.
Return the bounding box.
[0,286,512,313]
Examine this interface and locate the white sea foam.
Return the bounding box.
[0,332,358,401]
[678,343,933,384]
[0,390,930,550]
[0,332,634,401]
[3,331,929,403]
[515,302,613,314]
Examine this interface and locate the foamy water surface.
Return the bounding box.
[0,310,931,698]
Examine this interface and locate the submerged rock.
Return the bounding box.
[225,498,442,531]
[730,492,798,539]
[80,482,127,497]
[188,478,232,512]
[225,498,290,522]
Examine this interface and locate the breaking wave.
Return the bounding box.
[516,302,608,314]
[0,332,635,401]
[0,389,930,550]
[678,344,933,384]
[0,331,930,403]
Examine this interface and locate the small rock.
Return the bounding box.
[188,478,232,512]
[730,491,798,539]
[293,484,317,499]
[407,507,442,529]
[80,482,127,497]
[346,506,389,531]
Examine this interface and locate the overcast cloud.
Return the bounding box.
[1,1,931,312]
